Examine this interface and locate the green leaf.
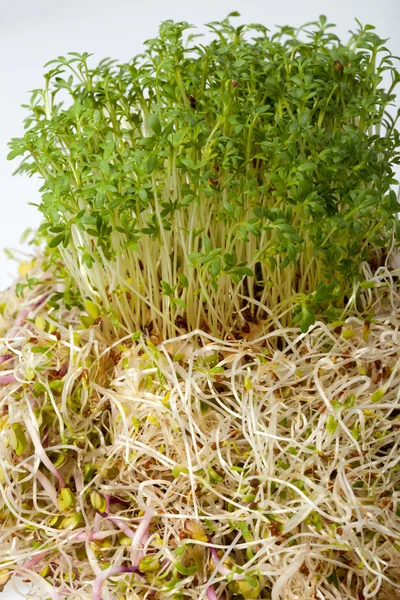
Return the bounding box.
[148,114,162,136]
[172,466,189,478]
[99,160,110,177]
[343,393,356,409]
[161,280,173,296]
[84,299,100,319]
[82,253,93,268]
[31,346,50,354]
[172,297,186,309]
[371,388,385,403]
[202,235,212,254]
[80,315,96,328]
[174,561,198,576]
[300,307,315,333]
[297,162,317,172]
[139,188,148,201]
[211,257,221,278]
[9,423,27,456]
[7,148,25,160]
[48,233,64,248]
[279,256,291,270]
[103,142,115,160]
[145,155,157,174]
[326,414,338,435]
[178,274,188,287]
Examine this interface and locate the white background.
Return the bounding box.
[0,0,399,597]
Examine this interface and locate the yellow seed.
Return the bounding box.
[25,368,35,381]
[363,410,376,417]
[162,391,171,406]
[90,491,107,513]
[184,520,208,542]
[40,565,50,578]
[18,260,35,277]
[35,313,46,331]
[84,300,100,320]
[118,535,132,546]
[58,488,76,512]
[0,569,11,586]
[234,578,260,599]
[244,376,253,391]
[139,556,160,572]
[341,328,355,340]
[60,512,83,529]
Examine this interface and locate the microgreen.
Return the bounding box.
[8,14,400,335]
[2,14,400,600]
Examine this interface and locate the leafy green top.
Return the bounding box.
[8,14,400,335]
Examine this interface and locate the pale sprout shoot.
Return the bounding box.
[0,256,400,599]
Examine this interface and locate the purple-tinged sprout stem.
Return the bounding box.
[206,585,219,600]
[0,354,12,365]
[20,551,48,571]
[92,565,139,600]
[24,463,59,507]
[130,508,154,563]
[132,508,154,546]
[106,515,136,539]
[69,530,116,542]
[0,373,17,385]
[209,545,244,581]
[98,495,136,539]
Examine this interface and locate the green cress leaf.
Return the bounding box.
[297,162,318,172]
[148,114,162,136]
[300,307,316,334]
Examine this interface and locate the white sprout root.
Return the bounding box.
[0,259,400,600]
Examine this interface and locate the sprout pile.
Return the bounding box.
[1,13,400,600]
